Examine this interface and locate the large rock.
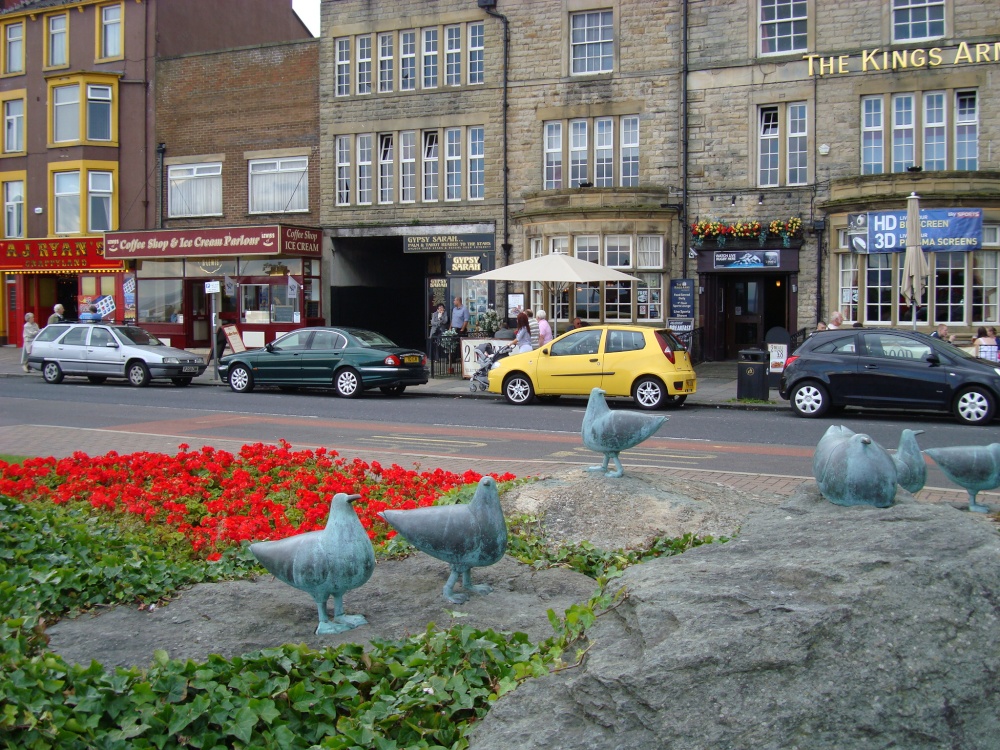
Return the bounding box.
[471,484,1000,750]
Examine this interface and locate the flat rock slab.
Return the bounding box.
[471,484,1000,750]
[502,468,782,549]
[47,554,596,670]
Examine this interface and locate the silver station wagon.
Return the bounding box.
[27,323,207,387]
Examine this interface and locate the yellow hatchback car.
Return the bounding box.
[487,325,697,409]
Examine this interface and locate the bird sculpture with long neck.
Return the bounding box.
[251,493,375,635]
[380,476,507,604]
[923,443,1000,513]
[893,429,927,495]
[582,387,667,478]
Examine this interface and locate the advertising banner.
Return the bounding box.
[851,208,983,253]
[0,237,125,272]
[713,250,780,269]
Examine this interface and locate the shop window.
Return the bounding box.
[3,178,23,238]
[3,21,23,75]
[758,103,808,187]
[241,281,300,325]
[137,278,182,323]
[168,163,222,218]
[378,33,394,93]
[837,253,859,322]
[98,3,123,60]
[356,35,372,95]
[605,235,631,268]
[422,29,438,89]
[864,90,976,174]
[336,136,351,205]
[54,170,80,234]
[248,157,308,214]
[3,96,23,154]
[865,253,893,324]
[570,10,613,74]
[637,236,663,268]
[47,14,68,68]
[759,0,807,55]
[400,31,416,91]
[445,25,461,86]
[468,127,484,200]
[637,273,662,321]
[335,38,351,97]
[468,22,484,85]
[971,251,998,325]
[892,0,944,42]
[604,280,632,321]
[88,171,112,232]
[934,252,965,324]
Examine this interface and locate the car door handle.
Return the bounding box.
[864,364,879,369]
[589,358,599,362]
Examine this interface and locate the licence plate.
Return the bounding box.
[684,379,695,391]
[182,366,198,373]
[403,355,420,364]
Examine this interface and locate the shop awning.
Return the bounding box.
[104,225,322,260]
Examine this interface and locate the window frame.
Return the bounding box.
[86,84,113,142]
[570,10,613,75]
[2,174,24,239]
[336,135,351,206]
[400,30,416,91]
[97,3,123,62]
[53,169,80,235]
[445,25,461,87]
[445,127,462,201]
[248,157,309,214]
[757,102,808,188]
[167,162,223,218]
[335,38,351,97]
[544,122,563,190]
[422,28,439,89]
[400,130,417,203]
[468,21,484,85]
[758,0,808,56]
[861,96,884,175]
[356,35,372,95]
[46,13,69,69]
[2,95,24,155]
[468,126,484,201]
[357,134,373,205]
[378,32,394,93]
[892,0,944,43]
[569,119,588,187]
[47,75,119,148]
[2,21,23,76]
[378,134,394,205]
[88,170,113,232]
[422,130,439,202]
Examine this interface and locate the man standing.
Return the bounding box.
[828,311,844,329]
[525,309,540,348]
[47,304,65,325]
[450,296,469,334]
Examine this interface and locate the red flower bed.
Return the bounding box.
[0,440,516,560]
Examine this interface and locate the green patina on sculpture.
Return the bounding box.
[251,493,375,635]
[813,425,899,508]
[924,443,1000,513]
[380,476,507,604]
[582,387,667,478]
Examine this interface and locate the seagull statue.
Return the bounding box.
[923,443,1000,513]
[251,493,375,635]
[380,476,507,604]
[893,429,927,495]
[582,387,667,478]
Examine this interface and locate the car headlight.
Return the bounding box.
[162,357,179,364]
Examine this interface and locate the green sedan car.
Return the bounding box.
[218,326,429,397]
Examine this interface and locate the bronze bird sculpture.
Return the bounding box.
[251,493,375,634]
[583,387,666,478]
[893,429,927,495]
[923,443,1000,513]
[812,425,897,508]
[380,476,506,604]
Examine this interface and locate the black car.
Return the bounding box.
[218,326,429,396]
[778,328,1000,425]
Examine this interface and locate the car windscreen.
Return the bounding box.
[350,329,397,348]
[115,327,163,346]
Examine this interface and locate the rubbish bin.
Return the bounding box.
[737,349,768,400]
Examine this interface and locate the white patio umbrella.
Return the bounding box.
[469,254,636,336]
[900,192,930,330]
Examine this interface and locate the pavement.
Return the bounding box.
[0,344,989,508]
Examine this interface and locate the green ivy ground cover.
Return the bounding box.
[0,492,720,749]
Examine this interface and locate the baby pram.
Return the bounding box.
[469,341,513,392]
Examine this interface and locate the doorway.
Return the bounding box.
[186,280,210,346]
[715,274,788,359]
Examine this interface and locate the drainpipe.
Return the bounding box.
[681,0,689,279]
[482,2,510,266]
[156,143,166,229]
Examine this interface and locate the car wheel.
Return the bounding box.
[663,394,687,408]
[335,367,363,398]
[632,376,667,410]
[42,362,64,384]
[127,361,151,387]
[171,377,192,387]
[228,364,254,393]
[790,381,829,418]
[380,385,406,396]
[87,376,107,384]
[953,386,996,425]
[503,373,535,405]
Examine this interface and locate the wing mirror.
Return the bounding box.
[925,353,940,364]
[105,341,118,348]
[265,342,275,352]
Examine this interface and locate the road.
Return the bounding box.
[0,378,989,494]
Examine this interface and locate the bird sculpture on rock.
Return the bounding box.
[893,429,927,495]
[582,387,667,478]
[923,443,1000,513]
[812,425,897,508]
[380,476,507,604]
[250,493,375,635]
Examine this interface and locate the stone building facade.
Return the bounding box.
[319,0,1000,357]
